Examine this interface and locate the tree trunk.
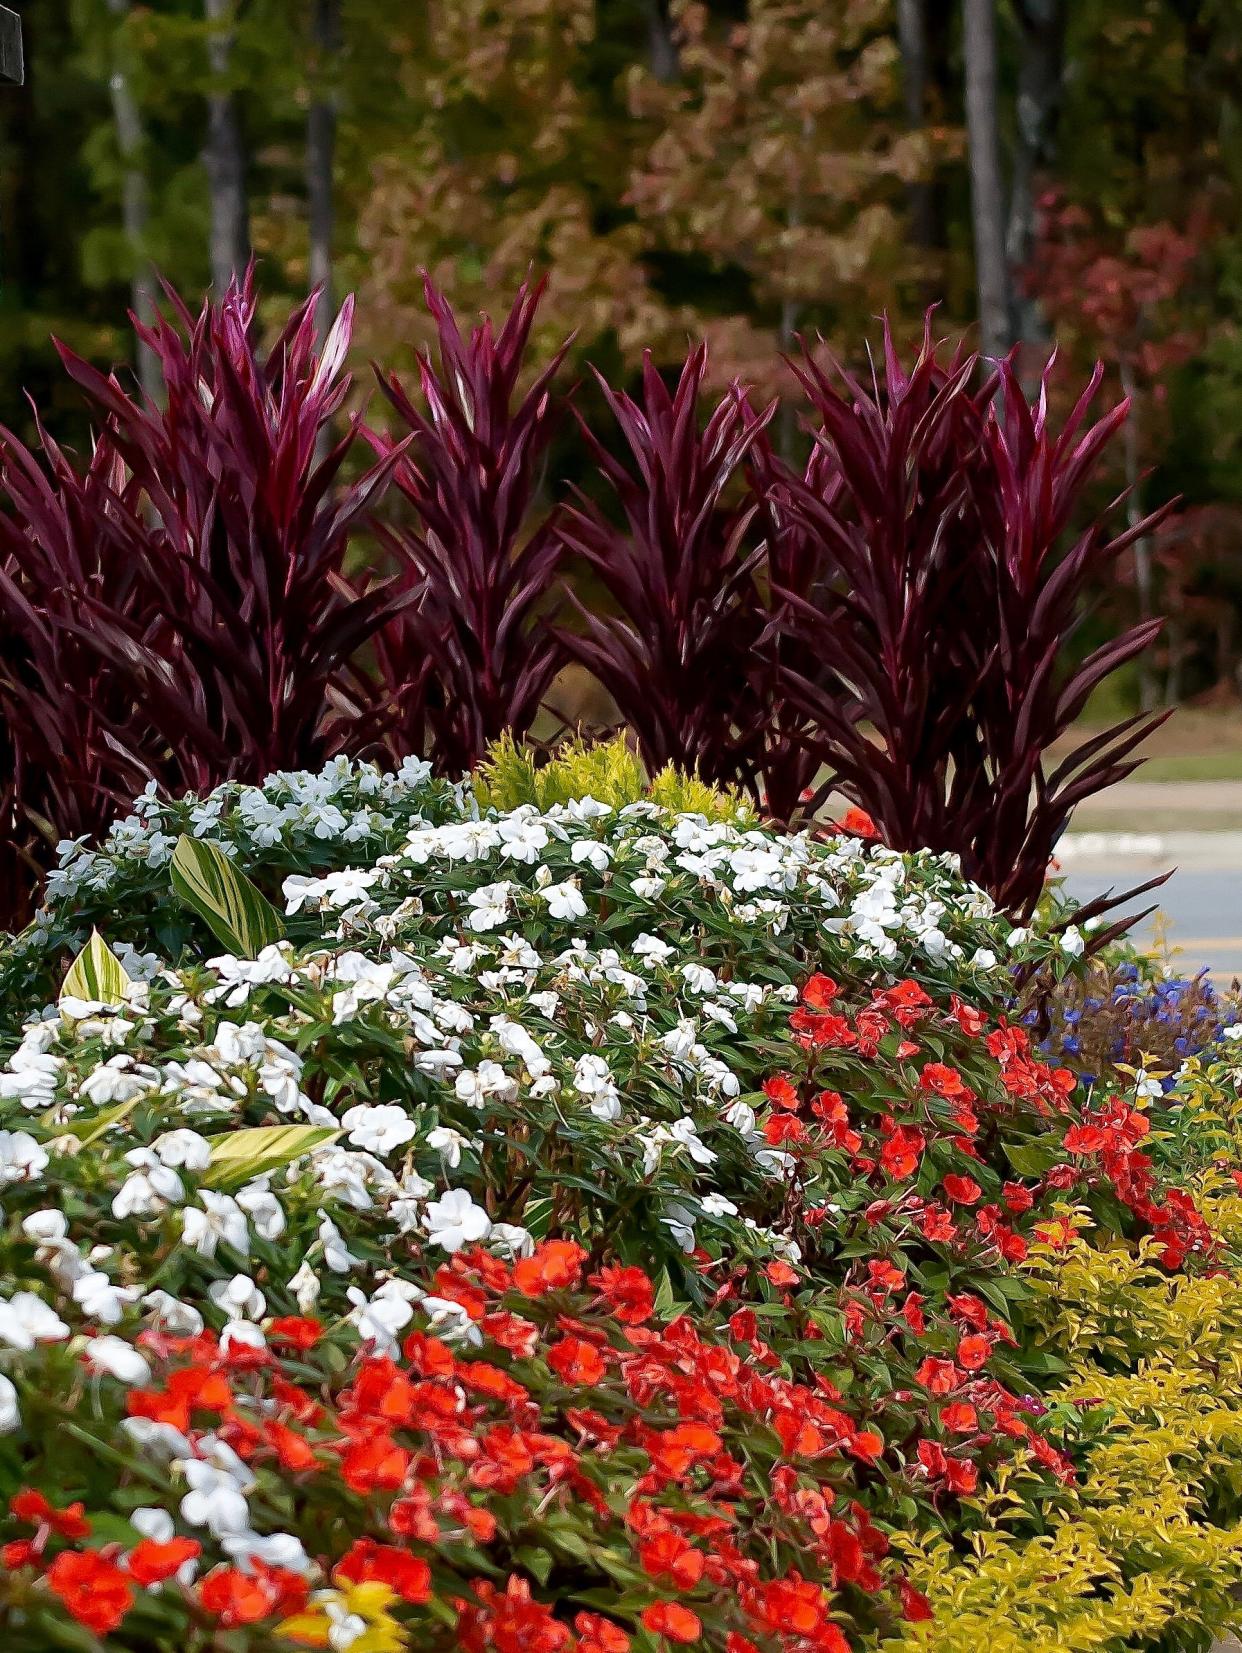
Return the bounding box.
[307,0,339,343]
[203,0,249,293]
[896,0,937,252]
[1006,0,1063,347]
[1119,358,1158,713]
[962,0,1011,357]
[646,0,679,83]
[105,0,159,402]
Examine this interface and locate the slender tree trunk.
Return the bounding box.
[307,0,339,343]
[105,0,159,402]
[1118,357,1158,713]
[1007,0,1063,347]
[203,0,250,292]
[962,0,1011,357]
[896,0,937,253]
[646,0,679,83]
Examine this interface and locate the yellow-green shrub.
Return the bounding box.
[880,1218,1242,1651]
[471,731,752,821]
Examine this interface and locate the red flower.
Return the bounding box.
[198,1562,306,1626]
[126,1536,201,1586]
[915,1357,960,1395]
[338,1430,412,1494]
[765,1259,800,1288]
[762,1074,800,1109]
[957,1334,992,1371]
[900,1578,934,1621]
[267,1316,324,1350]
[641,1602,702,1643]
[335,1537,432,1603]
[639,1528,706,1589]
[548,1336,607,1385]
[46,1550,134,1634]
[575,1611,632,1652]
[801,974,840,1009]
[591,1264,655,1325]
[513,1240,587,1296]
[11,1489,91,1539]
[942,1174,982,1205]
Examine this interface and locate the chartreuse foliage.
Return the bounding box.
[884,1053,1242,1653]
[472,732,752,823]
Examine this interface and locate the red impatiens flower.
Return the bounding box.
[762,1074,800,1109]
[126,1536,201,1586]
[513,1240,587,1296]
[575,1610,633,1652]
[334,1537,432,1603]
[957,1334,992,1371]
[641,1601,703,1643]
[591,1264,655,1325]
[46,1550,134,1635]
[639,1528,707,1589]
[547,1335,608,1385]
[801,973,840,1009]
[942,1174,982,1205]
[198,1562,306,1626]
[10,1489,91,1539]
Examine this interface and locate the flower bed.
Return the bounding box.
[0,757,1238,1651]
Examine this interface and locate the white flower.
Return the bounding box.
[0,1375,20,1433]
[488,1223,534,1260]
[179,1459,251,1537]
[541,878,587,921]
[182,1190,250,1259]
[113,1148,185,1219]
[345,1285,414,1355]
[572,1052,621,1121]
[80,1056,148,1106]
[318,1214,359,1273]
[423,1187,491,1253]
[236,1177,285,1240]
[419,1295,483,1347]
[208,1274,266,1321]
[153,1129,213,1170]
[0,1292,69,1350]
[132,1507,175,1543]
[466,881,513,931]
[143,1290,204,1336]
[221,1530,312,1575]
[73,1271,141,1324]
[426,1125,471,1168]
[1059,926,1085,958]
[498,812,549,863]
[0,1130,47,1185]
[289,1260,322,1313]
[85,1335,151,1385]
[341,1103,417,1155]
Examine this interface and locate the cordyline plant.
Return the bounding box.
[53,271,407,791]
[554,346,778,789]
[355,276,571,773]
[0,422,170,925]
[769,321,1172,918]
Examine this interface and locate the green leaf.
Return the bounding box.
[170,834,285,958]
[52,1095,145,1146]
[204,1125,339,1187]
[60,929,131,1008]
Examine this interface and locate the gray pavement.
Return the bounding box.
[1058,829,1242,979]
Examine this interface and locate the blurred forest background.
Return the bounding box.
[2,0,1241,716]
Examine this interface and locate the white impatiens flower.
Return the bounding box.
[0,1375,20,1433]
[182,1190,250,1259]
[152,1128,213,1171]
[142,1290,204,1336]
[423,1187,492,1253]
[179,1457,252,1537]
[112,1147,185,1220]
[572,1052,621,1121]
[340,1102,417,1155]
[236,1177,285,1240]
[541,878,588,921]
[345,1284,415,1356]
[0,1292,69,1351]
[208,1274,266,1322]
[0,1129,48,1185]
[318,1214,359,1274]
[73,1271,141,1325]
[85,1335,151,1385]
[426,1125,472,1168]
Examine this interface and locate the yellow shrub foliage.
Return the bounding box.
[880,1066,1242,1653]
[472,732,752,822]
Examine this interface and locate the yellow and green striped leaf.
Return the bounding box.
[170,834,285,958]
[60,929,132,1008]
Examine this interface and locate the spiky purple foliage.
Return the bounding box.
[553,347,777,790]
[55,271,406,789]
[360,276,570,773]
[771,322,1172,917]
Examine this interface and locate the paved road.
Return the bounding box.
[1058,830,1242,980]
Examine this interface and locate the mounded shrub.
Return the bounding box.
[0,753,1236,1651]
